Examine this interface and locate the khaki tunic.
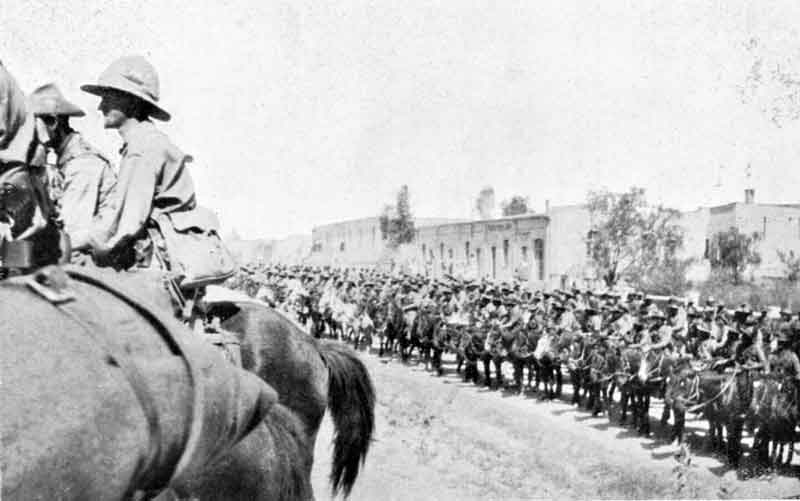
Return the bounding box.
[93,120,196,268]
[54,132,117,249]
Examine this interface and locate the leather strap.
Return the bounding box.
[21,265,206,494]
[61,265,206,486]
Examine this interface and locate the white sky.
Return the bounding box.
[3,1,800,239]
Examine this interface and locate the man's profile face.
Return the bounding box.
[98,93,130,129]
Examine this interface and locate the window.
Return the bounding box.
[440,243,445,260]
[534,238,544,280]
[339,242,345,252]
[448,248,453,260]
[586,230,596,257]
[703,238,709,259]
[465,241,470,263]
[503,239,509,267]
[372,227,376,245]
[422,244,427,260]
[763,216,767,238]
[521,246,528,262]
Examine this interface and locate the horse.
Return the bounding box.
[533,330,558,399]
[584,341,613,416]
[482,326,506,389]
[0,266,316,501]
[564,334,589,406]
[750,376,799,468]
[380,301,404,357]
[508,327,536,395]
[429,321,449,376]
[205,294,376,497]
[417,310,439,371]
[354,310,376,352]
[630,348,674,436]
[613,347,644,427]
[718,366,760,466]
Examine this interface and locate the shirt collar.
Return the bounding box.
[118,119,155,153]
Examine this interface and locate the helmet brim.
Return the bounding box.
[80,84,171,122]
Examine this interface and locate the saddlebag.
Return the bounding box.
[151,207,236,290]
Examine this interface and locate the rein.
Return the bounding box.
[684,369,739,414]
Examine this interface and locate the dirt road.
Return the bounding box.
[310,351,800,500]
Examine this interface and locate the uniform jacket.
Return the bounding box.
[94,120,196,268]
[54,132,117,249]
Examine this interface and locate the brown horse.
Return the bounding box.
[0,266,315,500]
[750,377,799,468]
[206,296,376,497]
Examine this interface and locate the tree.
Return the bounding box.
[778,249,800,284]
[738,37,800,127]
[378,185,415,249]
[474,186,495,219]
[708,227,761,284]
[586,187,688,289]
[501,195,530,217]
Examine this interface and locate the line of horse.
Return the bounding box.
[316,305,798,475]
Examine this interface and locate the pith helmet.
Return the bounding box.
[80,55,170,121]
[29,83,85,117]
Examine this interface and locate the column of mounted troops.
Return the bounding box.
[231,262,800,470]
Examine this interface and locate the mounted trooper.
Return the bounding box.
[80,55,237,358]
[80,55,194,271]
[28,83,116,260]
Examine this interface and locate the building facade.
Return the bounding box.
[679,192,800,281]
[415,205,594,290]
[308,217,463,268]
[306,190,800,288]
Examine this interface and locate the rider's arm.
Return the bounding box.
[91,145,159,254]
[62,157,116,250]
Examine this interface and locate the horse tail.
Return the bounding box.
[318,340,376,497]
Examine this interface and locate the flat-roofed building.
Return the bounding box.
[309,216,464,268]
[415,205,594,290]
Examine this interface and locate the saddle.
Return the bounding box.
[9,265,276,496]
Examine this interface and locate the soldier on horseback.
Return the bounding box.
[78,55,238,359]
[28,83,117,261]
[79,55,194,270]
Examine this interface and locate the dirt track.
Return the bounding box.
[310,350,800,500]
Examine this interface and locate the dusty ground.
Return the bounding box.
[310,350,800,500]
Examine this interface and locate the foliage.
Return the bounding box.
[501,195,530,217]
[778,249,800,284]
[697,272,800,309]
[632,257,694,296]
[586,187,687,289]
[475,186,495,219]
[707,227,761,285]
[379,185,415,249]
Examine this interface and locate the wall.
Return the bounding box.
[415,214,549,285]
[676,207,711,282]
[545,205,594,290]
[733,204,800,278]
[679,202,800,281]
[309,217,465,268]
